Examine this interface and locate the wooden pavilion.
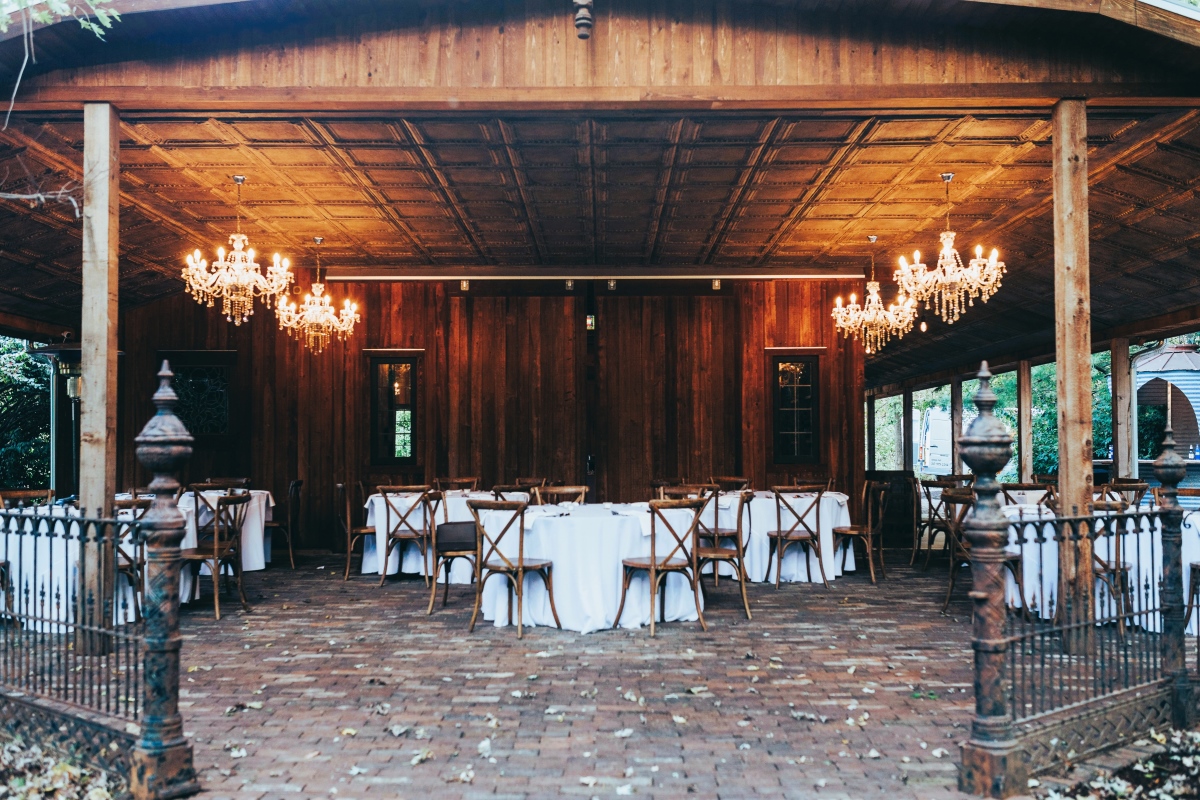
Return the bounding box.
[0,2,1199,796]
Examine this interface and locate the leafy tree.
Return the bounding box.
[0,336,50,488]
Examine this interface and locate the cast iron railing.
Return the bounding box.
[0,508,145,720]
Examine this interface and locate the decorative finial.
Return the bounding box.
[135,360,194,488]
[1154,418,1186,498]
[958,361,1012,481]
[574,0,594,38]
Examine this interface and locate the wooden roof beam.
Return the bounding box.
[963,0,1200,49]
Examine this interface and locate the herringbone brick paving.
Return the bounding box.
[179,556,981,799]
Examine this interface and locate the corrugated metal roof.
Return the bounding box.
[1135,344,1200,374]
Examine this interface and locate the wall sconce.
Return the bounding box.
[58,360,82,400]
[607,279,616,291]
[586,314,596,331]
[712,279,721,290]
[565,279,574,291]
[460,280,470,291]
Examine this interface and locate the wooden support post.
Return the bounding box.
[79,102,119,655]
[951,378,963,473]
[1111,338,1135,479]
[1053,97,1094,648]
[1017,360,1033,482]
[866,394,876,471]
[902,389,914,472]
[80,102,119,518]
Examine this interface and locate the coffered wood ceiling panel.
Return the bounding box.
[2,108,1200,387]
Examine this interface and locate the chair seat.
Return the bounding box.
[696,546,738,560]
[386,530,426,540]
[350,525,374,535]
[832,525,866,536]
[767,529,814,540]
[181,546,237,561]
[622,556,689,570]
[484,558,552,572]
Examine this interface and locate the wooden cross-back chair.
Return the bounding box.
[833,480,888,584]
[377,485,433,587]
[1001,482,1057,508]
[466,499,559,639]
[426,490,477,614]
[113,496,152,620]
[187,483,244,540]
[650,477,687,499]
[492,484,528,500]
[264,479,301,569]
[614,497,707,637]
[710,476,750,492]
[515,477,547,488]
[0,488,53,509]
[1089,513,1137,637]
[534,485,588,505]
[765,484,828,588]
[436,477,480,492]
[337,482,375,581]
[917,479,962,568]
[204,477,251,489]
[695,490,754,620]
[939,488,1028,617]
[1098,480,1150,511]
[181,492,251,620]
[661,484,731,546]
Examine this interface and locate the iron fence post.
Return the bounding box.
[130,362,199,799]
[1153,423,1193,729]
[957,363,1024,797]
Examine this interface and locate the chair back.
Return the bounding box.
[515,477,547,488]
[855,480,889,535]
[205,477,251,489]
[492,484,528,500]
[1099,480,1149,510]
[188,483,242,532]
[534,485,588,505]
[280,479,303,527]
[466,499,527,571]
[1001,482,1056,507]
[648,497,704,567]
[209,493,251,556]
[336,483,353,538]
[770,484,824,540]
[1033,474,1057,485]
[936,473,975,486]
[940,487,974,554]
[424,489,446,524]
[650,477,686,499]
[711,476,750,492]
[114,496,152,520]
[1153,485,1200,506]
[436,477,479,492]
[378,485,432,539]
[0,488,53,509]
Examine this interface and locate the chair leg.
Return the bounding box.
[864,536,877,585]
[235,556,251,613]
[541,567,562,629]
[773,539,783,589]
[211,561,221,621]
[876,533,887,580]
[443,560,453,608]
[344,535,355,582]
[942,558,960,613]
[286,527,295,570]
[516,571,524,640]
[648,568,657,638]
[812,541,830,589]
[426,558,442,616]
[691,570,708,632]
[378,540,392,587]
[737,559,752,620]
[613,567,633,629]
[507,579,514,627]
[468,571,487,633]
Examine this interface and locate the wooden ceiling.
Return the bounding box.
[3,106,1200,387]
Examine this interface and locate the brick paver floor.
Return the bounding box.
[178,556,983,799]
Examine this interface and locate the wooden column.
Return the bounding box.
[866,394,876,471]
[1053,98,1093,516]
[1052,97,1094,644]
[1111,338,1135,479]
[950,377,963,473]
[902,389,914,472]
[1017,360,1033,482]
[80,102,119,518]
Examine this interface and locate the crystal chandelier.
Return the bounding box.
[183,176,293,325]
[831,236,917,355]
[893,173,1006,325]
[276,237,361,353]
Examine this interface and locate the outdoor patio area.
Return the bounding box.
[178,559,977,799]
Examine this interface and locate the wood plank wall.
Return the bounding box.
[118,279,863,550]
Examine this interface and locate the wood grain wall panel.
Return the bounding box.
[118,279,862,548]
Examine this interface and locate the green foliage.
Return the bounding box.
[0,336,49,488]
[1138,404,1167,460]
[0,1,119,38]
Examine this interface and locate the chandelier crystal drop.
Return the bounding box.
[892,172,1006,325]
[182,176,293,325]
[831,236,917,355]
[276,237,361,353]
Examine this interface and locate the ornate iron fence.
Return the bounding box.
[0,509,146,720]
[958,363,1194,798]
[0,362,199,800]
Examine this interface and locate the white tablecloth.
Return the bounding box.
[475,503,702,633]
[717,491,854,583]
[176,489,273,604]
